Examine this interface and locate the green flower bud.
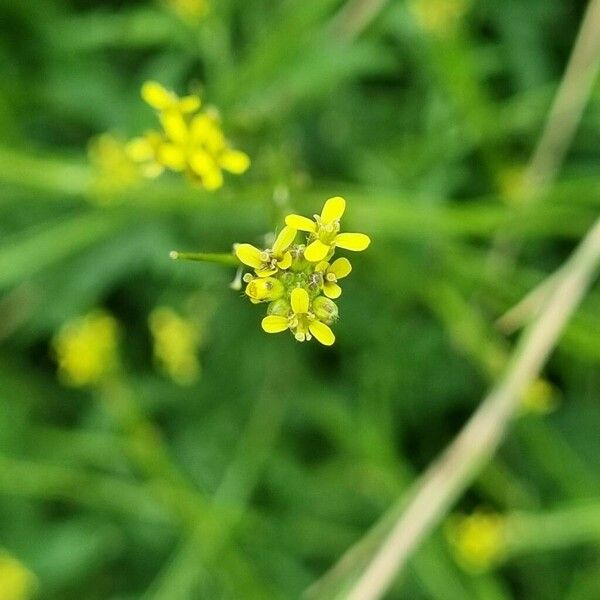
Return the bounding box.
[267,298,290,317]
[245,277,284,303]
[312,296,338,325]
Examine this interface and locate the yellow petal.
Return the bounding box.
[276,252,292,270]
[272,226,296,255]
[220,149,250,174]
[157,143,186,171]
[178,95,201,113]
[160,111,189,144]
[323,282,342,299]
[235,244,263,268]
[329,257,352,279]
[143,163,164,178]
[189,149,214,176]
[315,261,329,273]
[309,321,335,346]
[285,214,316,233]
[321,196,346,223]
[202,167,223,191]
[304,239,330,262]
[141,81,173,110]
[334,233,370,252]
[255,267,277,278]
[290,288,309,314]
[126,137,155,162]
[261,315,288,333]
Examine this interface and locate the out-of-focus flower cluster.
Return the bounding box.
[0,551,37,600]
[446,510,506,573]
[149,307,202,386]
[126,81,250,191]
[52,311,119,387]
[235,196,370,345]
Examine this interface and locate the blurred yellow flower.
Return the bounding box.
[521,378,559,415]
[127,81,250,191]
[149,307,202,386]
[446,511,505,573]
[165,0,209,23]
[87,133,141,202]
[0,551,37,600]
[285,196,370,262]
[409,0,469,37]
[53,311,119,387]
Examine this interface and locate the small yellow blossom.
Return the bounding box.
[315,257,352,299]
[126,131,168,179]
[141,80,201,115]
[53,311,119,387]
[127,81,250,191]
[235,225,297,277]
[149,307,201,385]
[226,197,369,345]
[262,288,336,346]
[88,133,141,201]
[446,511,505,573]
[409,0,470,37]
[285,196,370,262]
[520,378,559,415]
[0,552,37,600]
[165,0,209,23]
[244,277,284,304]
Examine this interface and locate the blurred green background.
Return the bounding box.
[1,0,600,598]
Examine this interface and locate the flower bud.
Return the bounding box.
[267,298,291,317]
[245,277,284,302]
[312,296,338,325]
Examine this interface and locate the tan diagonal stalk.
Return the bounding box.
[344,216,600,600]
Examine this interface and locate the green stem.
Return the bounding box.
[169,250,239,267]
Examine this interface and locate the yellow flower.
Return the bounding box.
[520,378,559,415]
[126,131,167,178]
[141,80,201,115]
[262,288,335,346]
[53,311,119,387]
[149,307,202,386]
[244,277,284,304]
[446,511,505,573]
[285,196,370,262]
[315,257,352,299]
[128,81,250,191]
[165,0,209,23]
[88,133,140,201]
[409,0,469,38]
[0,551,37,600]
[235,226,297,277]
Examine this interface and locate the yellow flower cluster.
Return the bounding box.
[149,307,202,386]
[53,311,119,387]
[0,551,37,600]
[235,196,370,345]
[88,133,140,202]
[126,81,250,191]
[446,511,505,573]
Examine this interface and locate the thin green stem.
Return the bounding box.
[169,250,239,267]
